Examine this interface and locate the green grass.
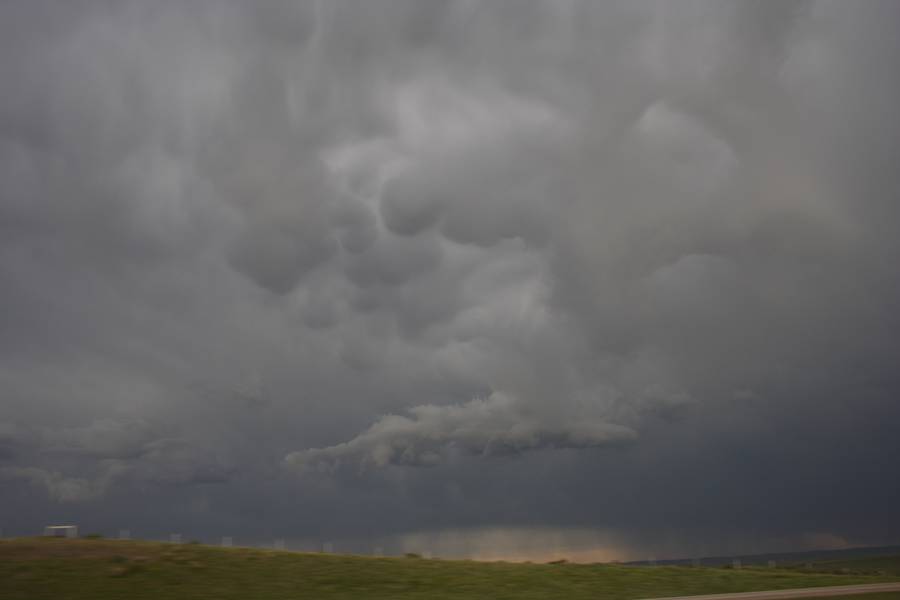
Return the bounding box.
[783,556,900,576]
[1,538,898,600]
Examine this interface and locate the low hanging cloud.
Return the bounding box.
[0,418,234,502]
[285,392,636,471]
[0,465,121,503]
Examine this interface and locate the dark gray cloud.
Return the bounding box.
[1,0,899,559]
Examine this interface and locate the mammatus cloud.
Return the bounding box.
[1,0,899,555]
[285,393,636,471]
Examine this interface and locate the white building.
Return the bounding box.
[44,525,78,538]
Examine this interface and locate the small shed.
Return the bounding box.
[44,525,78,538]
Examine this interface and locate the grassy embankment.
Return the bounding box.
[2,537,899,600]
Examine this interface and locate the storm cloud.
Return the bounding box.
[1,0,899,558]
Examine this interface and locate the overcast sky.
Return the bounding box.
[1,0,899,561]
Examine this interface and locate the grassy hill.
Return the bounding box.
[2,537,899,600]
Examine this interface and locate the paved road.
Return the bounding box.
[643,582,900,600]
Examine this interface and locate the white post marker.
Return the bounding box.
[221,536,233,547]
[323,541,333,553]
[170,533,182,544]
